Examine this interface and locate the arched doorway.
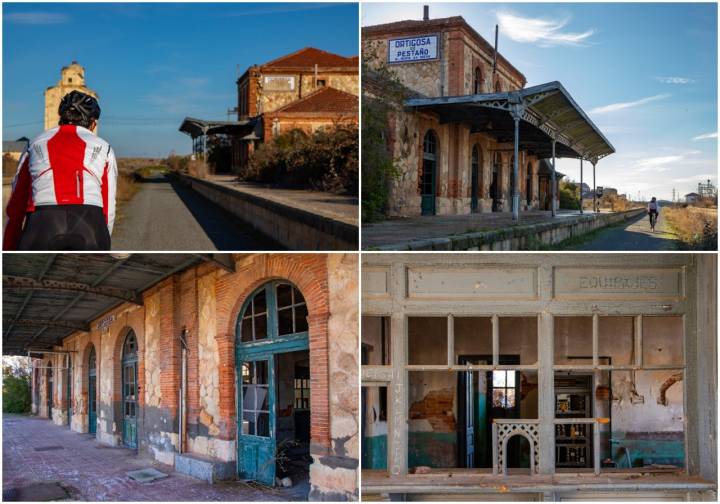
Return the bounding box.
[471,145,481,213]
[236,281,310,486]
[47,362,53,418]
[526,162,532,206]
[88,345,97,434]
[491,152,501,211]
[421,130,438,216]
[121,331,138,449]
[66,355,72,427]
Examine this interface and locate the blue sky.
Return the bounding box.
[363,2,717,201]
[3,2,358,158]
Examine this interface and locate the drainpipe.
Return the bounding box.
[179,327,188,454]
[579,158,584,214]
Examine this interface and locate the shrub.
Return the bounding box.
[244,125,358,194]
[664,206,718,250]
[3,365,31,414]
[559,179,580,210]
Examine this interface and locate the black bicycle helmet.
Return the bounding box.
[58,90,101,122]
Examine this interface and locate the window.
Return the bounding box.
[294,372,310,410]
[238,281,308,343]
[241,361,270,437]
[276,284,308,335]
[362,316,391,365]
[473,66,483,94]
[316,79,326,87]
[492,370,516,408]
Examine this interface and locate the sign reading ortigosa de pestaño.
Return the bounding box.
[388,35,439,63]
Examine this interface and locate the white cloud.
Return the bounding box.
[590,93,670,114]
[634,155,684,172]
[692,131,718,141]
[4,12,69,24]
[655,76,694,85]
[671,173,717,184]
[496,11,594,47]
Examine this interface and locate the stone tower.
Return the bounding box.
[44,61,98,131]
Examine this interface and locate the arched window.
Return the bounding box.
[239,282,309,343]
[473,66,483,94]
[121,331,138,448]
[420,130,438,215]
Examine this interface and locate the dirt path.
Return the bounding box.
[111,174,281,251]
[570,209,679,251]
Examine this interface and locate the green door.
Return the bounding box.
[88,346,97,434]
[67,356,72,426]
[421,131,437,216]
[122,332,138,449]
[236,281,310,486]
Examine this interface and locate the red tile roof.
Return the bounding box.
[261,47,357,70]
[272,87,358,115]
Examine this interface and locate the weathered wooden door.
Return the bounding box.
[238,357,275,485]
[421,131,437,216]
[122,332,138,449]
[88,346,97,434]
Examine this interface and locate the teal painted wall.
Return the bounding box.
[609,432,685,468]
[362,434,387,469]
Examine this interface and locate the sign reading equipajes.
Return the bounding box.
[388,35,439,63]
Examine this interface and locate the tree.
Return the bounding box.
[559,179,580,210]
[3,363,31,414]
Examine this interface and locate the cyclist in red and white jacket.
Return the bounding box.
[4,91,117,250]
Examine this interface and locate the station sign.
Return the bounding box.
[264,75,295,92]
[388,34,439,63]
[96,314,116,331]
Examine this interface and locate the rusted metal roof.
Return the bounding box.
[405,81,615,162]
[2,254,233,356]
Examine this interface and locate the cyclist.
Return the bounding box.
[647,196,660,232]
[4,91,117,250]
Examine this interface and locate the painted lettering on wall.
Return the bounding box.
[579,275,658,291]
[388,35,439,63]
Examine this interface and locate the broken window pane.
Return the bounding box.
[361,316,391,366]
[408,317,447,365]
[598,316,634,366]
[454,317,492,364]
[499,317,538,365]
[643,316,683,366]
[408,371,456,468]
[554,317,593,365]
[362,385,388,470]
[555,424,593,469]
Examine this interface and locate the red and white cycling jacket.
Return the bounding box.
[4,124,118,250]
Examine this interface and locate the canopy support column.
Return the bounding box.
[579,158,584,214]
[510,104,523,222]
[592,160,597,213]
[550,135,557,217]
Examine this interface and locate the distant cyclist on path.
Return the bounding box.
[4,91,117,250]
[647,196,660,232]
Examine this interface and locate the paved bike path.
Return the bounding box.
[571,209,679,251]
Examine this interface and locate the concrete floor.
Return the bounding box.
[2,414,308,501]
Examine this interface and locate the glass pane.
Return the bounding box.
[643,317,683,366]
[492,371,506,388]
[499,317,538,365]
[254,314,267,340]
[255,361,268,385]
[295,304,308,332]
[258,386,269,411]
[492,389,507,408]
[278,307,293,335]
[256,412,270,437]
[242,362,253,384]
[243,410,257,435]
[243,385,257,410]
[408,317,447,365]
[505,388,516,408]
[454,317,492,364]
[254,289,267,315]
[241,317,253,342]
[599,316,634,366]
[277,284,293,309]
[554,317,593,365]
[293,287,305,305]
[362,316,391,365]
[506,371,516,388]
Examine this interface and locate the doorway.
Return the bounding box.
[121,331,138,449]
[88,346,97,434]
[491,153,501,211]
[67,355,72,426]
[471,145,480,213]
[237,281,310,486]
[421,131,437,216]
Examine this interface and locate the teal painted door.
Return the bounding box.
[88,346,97,434]
[122,332,138,449]
[421,131,437,216]
[238,357,275,485]
[237,281,310,486]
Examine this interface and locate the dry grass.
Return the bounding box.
[664,206,718,250]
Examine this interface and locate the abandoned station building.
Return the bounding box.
[181,47,359,174]
[4,253,358,500]
[361,254,717,500]
[362,10,613,218]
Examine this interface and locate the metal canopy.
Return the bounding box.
[2,254,233,356]
[405,81,615,162]
[179,117,256,139]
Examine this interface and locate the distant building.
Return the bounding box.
[44,61,98,131]
[685,192,701,204]
[180,47,358,174]
[2,137,29,161]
